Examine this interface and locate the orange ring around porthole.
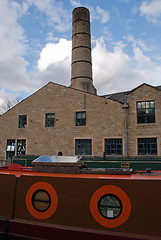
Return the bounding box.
[26,182,58,219]
[90,185,131,228]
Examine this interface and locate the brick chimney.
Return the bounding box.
[70,7,97,95]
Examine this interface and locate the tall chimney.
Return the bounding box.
[70,7,97,95]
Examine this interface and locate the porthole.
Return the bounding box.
[32,189,51,212]
[90,185,131,228]
[26,182,58,219]
[98,194,122,219]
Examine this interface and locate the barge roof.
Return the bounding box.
[0,167,161,180]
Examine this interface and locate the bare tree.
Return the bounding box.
[0,97,20,114]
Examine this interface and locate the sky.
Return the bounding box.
[0,0,161,111]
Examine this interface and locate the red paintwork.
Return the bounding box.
[0,167,161,180]
[1,165,161,240]
[0,218,8,235]
[2,219,157,240]
[8,163,26,171]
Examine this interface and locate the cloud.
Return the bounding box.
[0,89,21,114]
[96,6,110,24]
[92,38,161,94]
[132,46,161,85]
[34,38,72,87]
[0,0,72,109]
[33,62,71,88]
[0,57,32,91]
[124,34,151,52]
[38,39,72,71]
[139,0,161,24]
[0,0,161,110]
[70,0,81,8]
[92,38,134,94]
[0,0,35,99]
[90,6,110,24]
[133,47,151,67]
[0,0,27,60]
[0,89,8,107]
[26,0,70,32]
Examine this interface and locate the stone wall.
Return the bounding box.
[0,82,160,159]
[127,84,161,156]
[0,82,124,159]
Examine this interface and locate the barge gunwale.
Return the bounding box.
[0,168,161,180]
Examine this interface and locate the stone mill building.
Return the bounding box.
[0,7,161,163]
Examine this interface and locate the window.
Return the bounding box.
[105,139,122,155]
[6,139,15,160]
[137,101,155,124]
[32,189,51,212]
[19,115,27,128]
[76,111,86,126]
[98,194,122,219]
[45,113,55,127]
[26,182,58,220]
[138,138,157,155]
[90,185,131,228]
[58,152,63,156]
[17,139,26,155]
[75,139,92,155]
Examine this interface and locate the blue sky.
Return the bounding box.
[0,0,161,111]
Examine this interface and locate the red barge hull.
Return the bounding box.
[0,168,161,240]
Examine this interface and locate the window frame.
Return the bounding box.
[19,115,27,128]
[136,100,155,124]
[25,182,58,220]
[105,138,123,155]
[90,185,131,228]
[75,139,92,155]
[6,139,15,160]
[137,137,157,155]
[45,113,55,127]
[75,111,86,126]
[17,139,26,155]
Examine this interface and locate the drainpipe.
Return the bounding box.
[122,99,128,157]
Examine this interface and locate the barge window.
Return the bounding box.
[19,115,27,128]
[32,189,51,212]
[76,111,86,126]
[90,185,131,228]
[26,182,58,219]
[45,113,55,127]
[17,139,26,155]
[75,139,92,155]
[98,194,122,219]
[138,137,157,155]
[105,138,122,155]
[137,101,155,124]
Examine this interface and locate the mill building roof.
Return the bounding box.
[103,83,161,104]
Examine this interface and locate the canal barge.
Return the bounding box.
[0,156,161,240]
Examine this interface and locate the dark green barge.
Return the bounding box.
[81,156,161,171]
[11,155,161,171]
